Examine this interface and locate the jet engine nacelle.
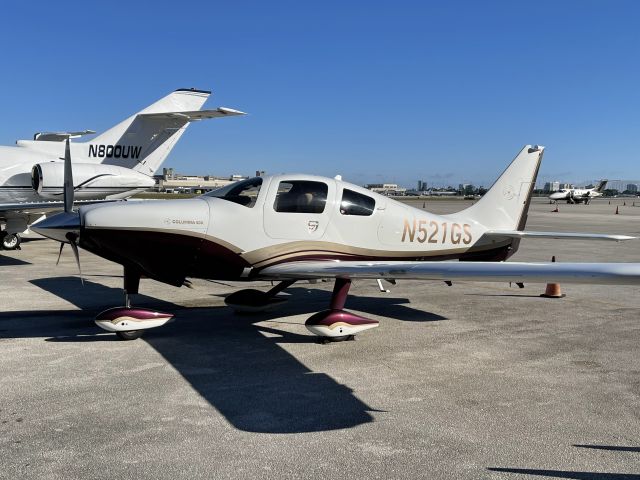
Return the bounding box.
[32,162,155,200]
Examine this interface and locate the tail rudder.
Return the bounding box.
[594,179,608,192]
[451,145,545,231]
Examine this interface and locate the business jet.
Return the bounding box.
[33,144,640,341]
[0,88,244,250]
[549,180,607,204]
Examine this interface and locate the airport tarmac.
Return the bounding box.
[1,197,639,479]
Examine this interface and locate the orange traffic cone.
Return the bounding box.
[422,202,426,209]
[552,204,559,213]
[615,206,619,214]
[623,201,626,206]
[541,256,565,298]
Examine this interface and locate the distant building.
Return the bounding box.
[365,183,407,196]
[626,183,638,193]
[543,181,561,193]
[417,180,427,191]
[458,183,475,194]
[607,180,626,192]
[559,183,574,190]
[156,168,249,193]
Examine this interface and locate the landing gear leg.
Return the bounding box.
[116,271,145,340]
[95,266,174,340]
[305,278,379,342]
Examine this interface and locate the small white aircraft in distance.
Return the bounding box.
[33,144,640,341]
[0,88,245,250]
[549,180,607,204]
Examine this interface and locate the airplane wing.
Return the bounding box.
[139,107,246,121]
[0,199,115,217]
[259,260,640,285]
[484,230,636,242]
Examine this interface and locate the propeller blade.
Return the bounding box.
[63,138,74,213]
[65,233,83,285]
[56,243,64,265]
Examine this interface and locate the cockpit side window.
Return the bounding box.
[204,177,262,208]
[274,180,328,214]
[340,188,375,216]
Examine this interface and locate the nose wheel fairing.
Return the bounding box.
[95,307,175,334]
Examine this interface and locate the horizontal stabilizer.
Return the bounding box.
[484,230,636,242]
[34,130,96,141]
[139,107,246,121]
[260,260,640,285]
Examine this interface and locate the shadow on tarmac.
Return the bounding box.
[0,254,31,266]
[464,292,545,298]
[213,286,448,324]
[489,444,640,479]
[487,468,640,479]
[0,276,450,433]
[574,445,640,453]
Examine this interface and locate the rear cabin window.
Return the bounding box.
[340,189,375,216]
[204,177,262,208]
[274,181,328,214]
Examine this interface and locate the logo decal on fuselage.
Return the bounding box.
[88,144,142,159]
[308,220,319,233]
[164,218,204,226]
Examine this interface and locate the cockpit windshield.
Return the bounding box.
[203,177,263,208]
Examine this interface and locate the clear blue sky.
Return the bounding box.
[1,1,639,188]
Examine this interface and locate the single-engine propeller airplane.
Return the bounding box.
[0,88,244,250]
[33,143,640,341]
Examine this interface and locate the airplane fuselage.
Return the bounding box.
[548,182,607,204]
[75,174,514,287]
[0,144,151,204]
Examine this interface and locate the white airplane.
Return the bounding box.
[549,180,607,204]
[33,144,640,341]
[0,88,245,250]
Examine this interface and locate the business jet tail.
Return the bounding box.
[87,89,245,176]
[593,179,608,192]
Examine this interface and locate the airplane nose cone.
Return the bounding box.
[549,193,562,200]
[31,212,81,243]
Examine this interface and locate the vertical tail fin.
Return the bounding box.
[83,89,217,176]
[593,179,608,192]
[452,145,545,231]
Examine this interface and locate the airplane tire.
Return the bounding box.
[116,330,145,341]
[1,232,21,250]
